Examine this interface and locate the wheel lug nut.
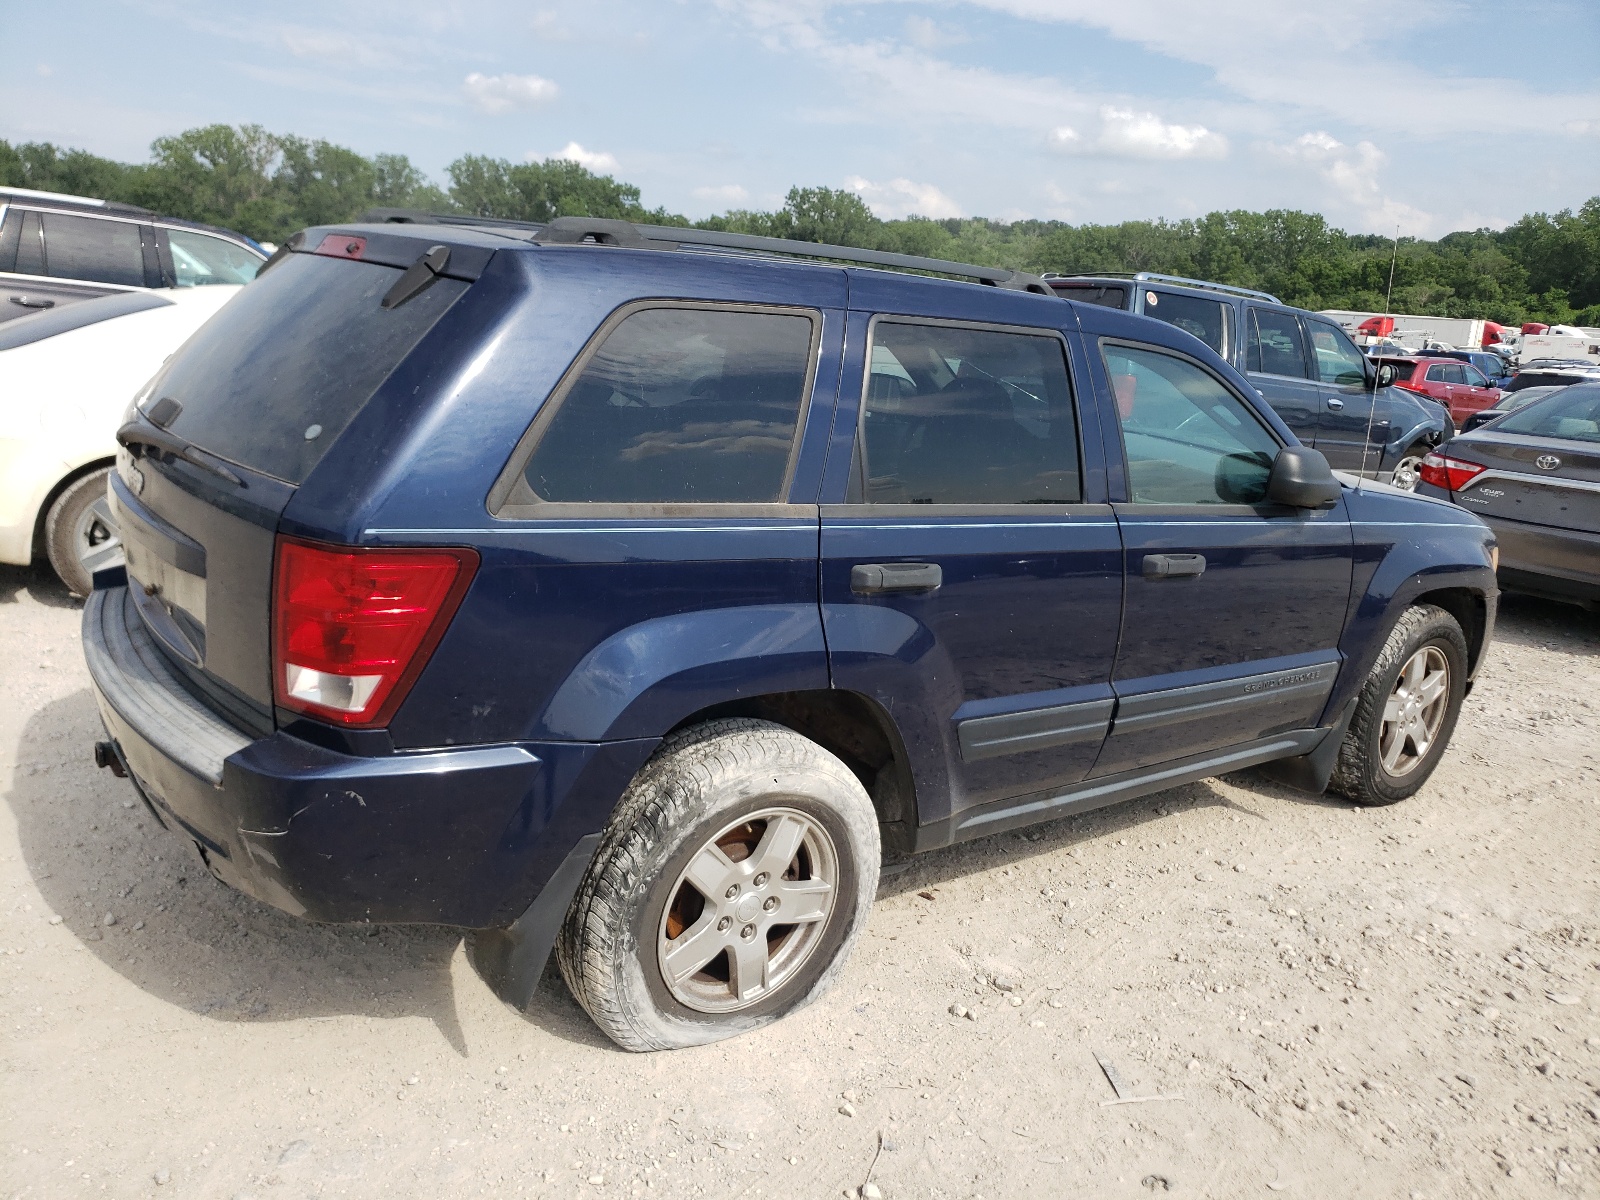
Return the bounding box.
[717,916,732,932]
[753,872,769,887]
[725,884,739,899]
[740,924,756,940]
[763,897,778,912]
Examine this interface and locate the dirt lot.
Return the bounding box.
[2,562,1597,1200]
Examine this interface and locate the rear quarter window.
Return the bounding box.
[147,252,468,485]
[497,303,819,509]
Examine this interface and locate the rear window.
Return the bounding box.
[1144,290,1228,356]
[1493,385,1600,443]
[148,252,468,485]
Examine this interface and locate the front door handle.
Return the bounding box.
[1143,553,1206,579]
[1326,397,1345,410]
[9,295,55,309]
[851,562,943,594]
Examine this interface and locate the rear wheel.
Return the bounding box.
[1328,604,1468,805]
[1388,443,1429,492]
[558,719,879,1051]
[44,467,121,598]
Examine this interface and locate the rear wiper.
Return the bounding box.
[116,422,245,487]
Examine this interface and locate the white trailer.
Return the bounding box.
[1319,310,1499,351]
[1519,331,1600,363]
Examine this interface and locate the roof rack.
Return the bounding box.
[1044,270,1280,305]
[0,185,153,216]
[360,210,1055,294]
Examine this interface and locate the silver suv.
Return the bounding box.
[0,186,265,323]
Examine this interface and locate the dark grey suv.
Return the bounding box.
[1048,272,1452,489]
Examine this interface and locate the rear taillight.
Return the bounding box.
[1418,452,1487,492]
[271,537,478,727]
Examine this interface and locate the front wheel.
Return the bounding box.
[557,719,880,1051]
[1328,604,1468,805]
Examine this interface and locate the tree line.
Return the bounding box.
[3,123,1597,325]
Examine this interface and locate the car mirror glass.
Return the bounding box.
[1375,363,1397,388]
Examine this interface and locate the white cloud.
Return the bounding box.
[1051,106,1228,160]
[903,15,966,50]
[463,72,558,114]
[535,142,620,172]
[693,184,751,205]
[845,176,962,220]
[1271,131,1431,235]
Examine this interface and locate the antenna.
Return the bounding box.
[1357,224,1402,492]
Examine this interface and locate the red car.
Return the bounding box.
[1373,355,1502,424]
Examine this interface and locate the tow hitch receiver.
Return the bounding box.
[93,740,128,778]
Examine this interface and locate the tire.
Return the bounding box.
[44,467,122,598]
[557,718,880,1051]
[1328,604,1468,806]
[1388,443,1429,492]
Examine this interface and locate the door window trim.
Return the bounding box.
[489,298,826,520]
[1098,336,1290,512]
[842,311,1090,515]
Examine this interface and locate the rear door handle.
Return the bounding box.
[9,295,55,309]
[851,562,942,594]
[1143,553,1206,579]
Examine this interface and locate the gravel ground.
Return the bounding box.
[2,561,1598,1200]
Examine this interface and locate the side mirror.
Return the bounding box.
[1375,363,1397,388]
[1267,445,1341,509]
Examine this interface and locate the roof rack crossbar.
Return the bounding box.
[1046,270,1281,305]
[360,210,1054,294]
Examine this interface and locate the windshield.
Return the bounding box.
[1493,385,1600,444]
[147,252,468,484]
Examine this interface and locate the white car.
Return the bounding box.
[0,286,242,594]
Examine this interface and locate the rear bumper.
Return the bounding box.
[1480,514,1600,601]
[84,586,656,926]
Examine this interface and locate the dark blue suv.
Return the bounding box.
[85,218,1497,1050]
[1047,272,1453,491]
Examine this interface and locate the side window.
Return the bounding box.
[1306,320,1368,386]
[518,306,816,504]
[40,213,145,287]
[167,229,263,286]
[1144,290,1228,356]
[1462,364,1489,387]
[857,320,1080,504]
[1424,365,1448,383]
[1104,343,1281,505]
[1245,308,1310,378]
[1440,364,1467,384]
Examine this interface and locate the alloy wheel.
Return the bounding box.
[1379,645,1450,777]
[1390,453,1425,492]
[656,808,838,1013]
[73,493,123,579]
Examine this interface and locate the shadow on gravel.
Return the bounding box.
[1491,592,1600,657]
[6,687,475,1053]
[0,562,80,610]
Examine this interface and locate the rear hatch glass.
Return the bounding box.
[146,252,469,484]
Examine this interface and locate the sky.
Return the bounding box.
[3,0,1598,237]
